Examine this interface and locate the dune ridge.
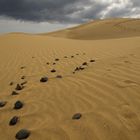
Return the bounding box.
[0,18,140,140]
[45,18,140,40]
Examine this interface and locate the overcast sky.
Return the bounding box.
[0,0,140,33]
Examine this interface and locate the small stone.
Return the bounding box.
[75,67,80,71]
[90,59,95,63]
[21,81,27,86]
[14,101,24,110]
[11,91,19,95]
[55,58,59,61]
[82,62,88,66]
[0,101,7,108]
[79,67,85,70]
[40,77,48,82]
[20,66,26,69]
[9,116,19,126]
[72,113,82,120]
[21,76,25,79]
[56,75,62,78]
[16,129,30,140]
[9,82,14,86]
[51,69,56,73]
[15,84,24,90]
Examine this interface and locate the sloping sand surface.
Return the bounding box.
[0,18,140,140]
[46,18,140,40]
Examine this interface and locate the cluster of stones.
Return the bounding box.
[0,54,95,139]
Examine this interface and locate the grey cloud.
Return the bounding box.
[0,0,139,23]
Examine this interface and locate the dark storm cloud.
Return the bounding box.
[0,0,90,23]
[0,0,140,23]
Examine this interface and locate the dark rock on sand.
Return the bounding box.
[55,58,59,61]
[40,77,48,82]
[15,84,24,91]
[9,116,19,126]
[90,59,95,62]
[9,82,14,86]
[51,69,56,73]
[21,81,27,86]
[11,91,19,96]
[0,101,7,108]
[79,67,85,70]
[16,129,30,140]
[20,66,26,69]
[21,76,25,80]
[82,62,88,66]
[72,113,82,120]
[14,101,24,110]
[56,75,62,78]
[75,67,80,71]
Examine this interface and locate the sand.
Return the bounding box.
[0,18,140,140]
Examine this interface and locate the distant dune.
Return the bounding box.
[45,18,140,40]
[0,18,140,140]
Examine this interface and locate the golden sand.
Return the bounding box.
[0,18,140,140]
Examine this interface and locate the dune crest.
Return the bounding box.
[45,18,140,40]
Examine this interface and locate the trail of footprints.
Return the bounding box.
[0,52,95,139]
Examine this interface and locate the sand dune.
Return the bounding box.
[46,18,140,40]
[0,18,140,140]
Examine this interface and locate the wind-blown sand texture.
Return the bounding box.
[0,18,140,140]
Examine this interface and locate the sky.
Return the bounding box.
[0,0,140,33]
